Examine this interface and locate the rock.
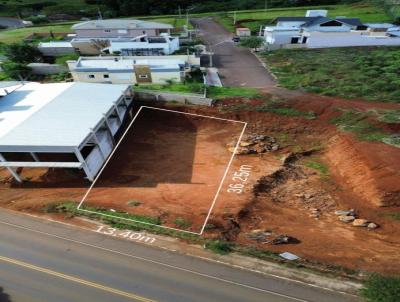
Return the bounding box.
[304,193,313,200]
[334,209,355,216]
[339,215,355,223]
[271,235,299,245]
[352,219,369,227]
[367,222,379,230]
[271,144,279,151]
[240,141,253,147]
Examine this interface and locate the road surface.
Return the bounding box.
[0,210,361,302]
[192,17,276,88]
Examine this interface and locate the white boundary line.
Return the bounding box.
[78,106,246,236]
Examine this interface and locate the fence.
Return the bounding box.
[133,90,214,106]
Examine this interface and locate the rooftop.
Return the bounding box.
[72,19,173,30]
[0,82,129,152]
[38,41,73,48]
[73,56,184,71]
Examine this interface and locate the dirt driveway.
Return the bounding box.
[192,17,276,88]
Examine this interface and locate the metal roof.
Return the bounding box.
[275,16,363,27]
[72,19,173,30]
[0,82,129,152]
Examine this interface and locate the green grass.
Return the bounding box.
[331,109,399,147]
[263,47,400,103]
[305,159,329,175]
[361,274,400,302]
[204,240,235,255]
[136,82,261,99]
[0,23,74,44]
[216,2,391,32]
[384,213,400,221]
[377,109,400,124]
[54,53,79,66]
[173,217,192,229]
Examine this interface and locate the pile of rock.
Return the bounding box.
[227,134,279,155]
[334,209,379,230]
[246,229,299,245]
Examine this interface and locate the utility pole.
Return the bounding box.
[233,11,237,25]
[264,0,268,12]
[97,6,103,20]
[178,6,181,18]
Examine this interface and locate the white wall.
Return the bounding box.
[306,22,353,32]
[306,32,400,48]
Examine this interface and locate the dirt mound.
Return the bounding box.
[324,133,400,207]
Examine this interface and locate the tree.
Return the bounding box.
[4,43,42,64]
[239,36,264,51]
[0,61,31,80]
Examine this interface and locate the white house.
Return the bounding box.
[104,34,180,55]
[264,10,400,50]
[67,55,200,85]
[71,34,180,55]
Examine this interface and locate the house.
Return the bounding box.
[71,34,179,56]
[70,19,179,56]
[38,41,76,56]
[103,34,180,56]
[236,28,251,37]
[264,10,400,49]
[0,82,132,182]
[72,19,173,39]
[67,55,200,84]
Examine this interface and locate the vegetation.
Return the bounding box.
[204,240,235,255]
[331,109,400,147]
[3,43,42,63]
[305,159,329,174]
[173,217,192,229]
[216,2,391,32]
[263,47,400,103]
[55,53,79,66]
[239,36,264,50]
[361,274,400,302]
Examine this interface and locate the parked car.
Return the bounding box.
[232,36,240,43]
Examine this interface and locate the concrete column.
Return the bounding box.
[0,153,22,183]
[30,152,40,162]
[102,115,116,146]
[74,148,93,182]
[113,103,123,123]
[90,129,106,161]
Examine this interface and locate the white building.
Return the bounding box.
[67,55,200,84]
[0,82,132,182]
[104,34,180,55]
[264,10,400,50]
[38,41,75,56]
[71,34,180,56]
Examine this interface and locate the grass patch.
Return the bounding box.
[331,109,398,146]
[173,217,192,229]
[263,47,400,103]
[384,213,400,221]
[215,3,391,33]
[361,274,400,302]
[220,98,316,119]
[377,109,400,124]
[55,53,79,66]
[305,159,329,175]
[204,240,235,255]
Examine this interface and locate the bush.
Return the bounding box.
[205,240,235,255]
[361,274,400,302]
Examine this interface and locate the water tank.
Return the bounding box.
[306,10,328,17]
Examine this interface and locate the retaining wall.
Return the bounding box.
[134,90,214,106]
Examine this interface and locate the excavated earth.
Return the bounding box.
[0,94,399,274]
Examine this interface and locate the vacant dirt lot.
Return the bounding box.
[0,95,399,275]
[82,107,245,233]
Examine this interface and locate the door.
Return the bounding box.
[134,65,152,83]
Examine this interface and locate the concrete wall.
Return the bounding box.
[306,32,400,48]
[75,28,158,38]
[134,90,214,106]
[71,40,102,55]
[27,63,68,75]
[38,46,76,56]
[70,70,182,84]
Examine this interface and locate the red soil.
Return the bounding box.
[0,95,399,274]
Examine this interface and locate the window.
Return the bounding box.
[142,31,146,34]
[103,74,109,78]
[88,74,95,79]
[138,74,148,79]
[104,29,111,33]
[118,29,127,34]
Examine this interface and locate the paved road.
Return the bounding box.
[0,210,360,302]
[193,17,276,88]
